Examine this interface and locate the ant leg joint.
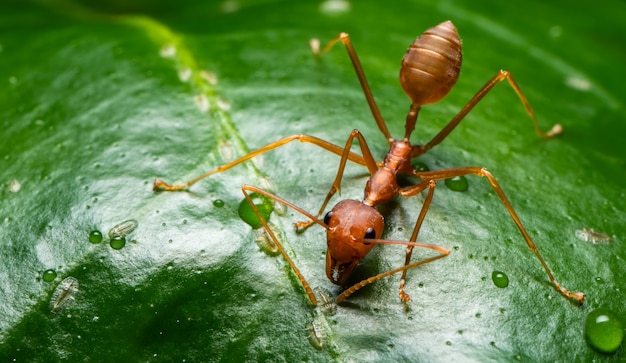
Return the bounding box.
[153,179,188,192]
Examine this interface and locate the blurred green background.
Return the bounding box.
[1,0,624,361]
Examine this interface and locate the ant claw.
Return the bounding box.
[399,290,412,304]
[153,179,168,191]
[569,291,586,306]
[294,220,314,233]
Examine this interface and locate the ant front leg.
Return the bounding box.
[241,184,328,307]
[336,238,450,304]
[295,129,379,232]
[413,70,563,157]
[393,180,438,302]
[153,134,367,192]
[414,167,585,305]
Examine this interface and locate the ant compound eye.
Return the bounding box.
[363,227,376,243]
[323,211,333,225]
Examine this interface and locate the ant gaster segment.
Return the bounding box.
[154,21,584,306]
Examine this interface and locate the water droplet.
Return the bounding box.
[413,161,430,172]
[89,230,103,244]
[595,277,605,284]
[108,219,138,239]
[585,308,623,354]
[42,269,57,282]
[445,341,452,346]
[238,193,274,229]
[492,271,509,288]
[445,176,468,191]
[50,277,79,311]
[213,199,225,208]
[110,236,126,250]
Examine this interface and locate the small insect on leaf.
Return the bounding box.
[49,276,79,312]
[314,286,336,315]
[575,228,611,244]
[307,318,326,350]
[108,219,138,239]
[253,226,281,256]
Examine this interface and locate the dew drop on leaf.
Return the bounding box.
[238,193,274,229]
[110,236,126,250]
[42,269,57,282]
[413,161,430,172]
[213,199,225,208]
[492,271,509,288]
[89,230,103,244]
[585,308,623,354]
[445,175,468,191]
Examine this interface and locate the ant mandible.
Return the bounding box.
[154,21,585,306]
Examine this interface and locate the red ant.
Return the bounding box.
[154,21,585,306]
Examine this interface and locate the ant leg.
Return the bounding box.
[295,129,379,231]
[314,32,393,143]
[394,180,437,302]
[242,184,328,307]
[413,70,563,157]
[154,134,368,191]
[337,238,450,304]
[415,167,585,305]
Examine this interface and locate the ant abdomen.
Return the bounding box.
[400,20,462,106]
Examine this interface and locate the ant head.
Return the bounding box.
[399,20,462,106]
[323,199,384,286]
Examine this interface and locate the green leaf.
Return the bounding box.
[1,0,625,361]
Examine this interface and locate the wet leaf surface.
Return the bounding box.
[1,0,625,361]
